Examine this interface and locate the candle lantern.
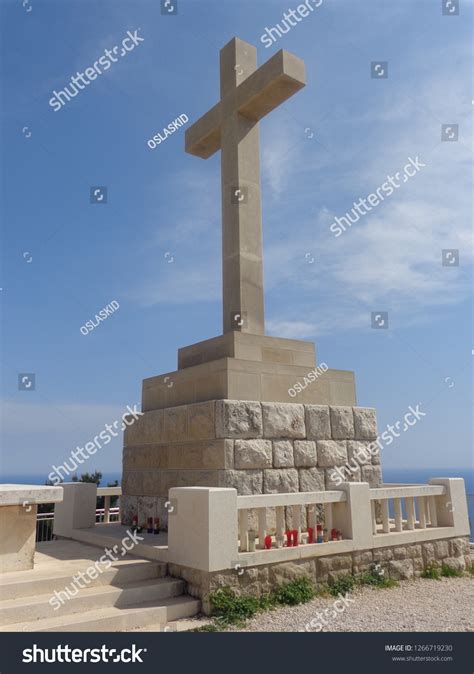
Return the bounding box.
[316,524,323,544]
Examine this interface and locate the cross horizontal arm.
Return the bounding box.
[185,101,222,158]
[236,50,306,122]
[185,50,305,160]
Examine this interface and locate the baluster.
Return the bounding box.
[292,504,302,543]
[417,496,427,529]
[276,506,285,546]
[406,497,415,530]
[371,500,377,535]
[308,504,317,532]
[394,498,403,532]
[428,496,438,527]
[381,499,390,533]
[239,509,249,552]
[104,495,111,524]
[324,503,333,533]
[258,508,267,549]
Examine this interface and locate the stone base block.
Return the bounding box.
[121,400,381,527]
[167,535,470,615]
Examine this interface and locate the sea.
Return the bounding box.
[2,467,473,540]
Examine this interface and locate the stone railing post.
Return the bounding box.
[429,478,470,535]
[53,482,97,538]
[333,482,373,550]
[167,487,238,572]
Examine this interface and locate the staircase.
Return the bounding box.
[0,545,200,632]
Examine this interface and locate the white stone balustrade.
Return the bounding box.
[166,478,470,572]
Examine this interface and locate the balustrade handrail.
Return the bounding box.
[369,484,445,500]
[97,487,122,496]
[237,490,347,509]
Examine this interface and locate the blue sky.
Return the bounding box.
[0,0,472,479]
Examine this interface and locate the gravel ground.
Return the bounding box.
[227,577,474,632]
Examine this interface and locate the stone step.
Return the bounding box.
[0,559,166,601]
[0,577,185,626]
[71,527,168,563]
[1,596,201,632]
[134,616,213,632]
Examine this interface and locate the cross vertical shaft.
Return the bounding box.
[220,39,265,335]
[185,36,306,336]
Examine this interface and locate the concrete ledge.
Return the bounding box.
[0,485,63,573]
[0,484,63,507]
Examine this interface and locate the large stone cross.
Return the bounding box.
[185,37,305,335]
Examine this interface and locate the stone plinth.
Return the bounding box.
[0,485,63,573]
[143,361,356,412]
[178,333,317,369]
[121,401,381,527]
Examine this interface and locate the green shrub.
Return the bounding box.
[421,563,440,580]
[208,587,260,626]
[357,570,398,589]
[440,563,463,578]
[275,577,315,605]
[207,578,316,628]
[258,592,278,611]
[328,574,356,597]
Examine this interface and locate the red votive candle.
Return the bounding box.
[264,535,272,550]
[147,517,153,534]
[292,529,299,546]
[286,530,293,547]
[307,527,314,544]
[153,517,160,535]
